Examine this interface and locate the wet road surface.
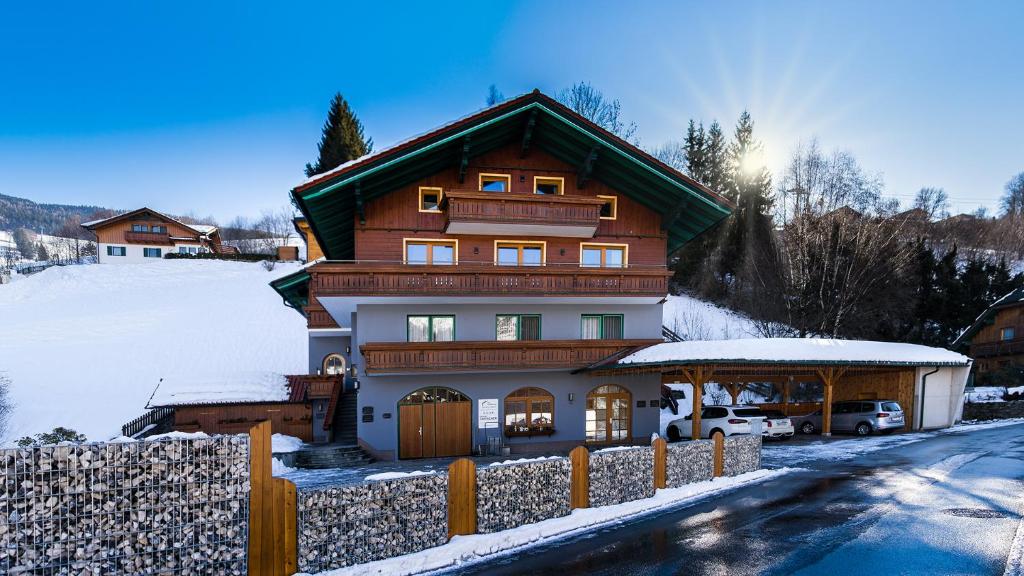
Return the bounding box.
[449,423,1024,575]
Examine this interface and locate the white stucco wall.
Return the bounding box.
[97,242,204,264]
[915,365,971,429]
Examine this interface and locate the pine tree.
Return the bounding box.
[703,121,728,194]
[304,93,374,178]
[485,85,505,106]
[683,120,706,182]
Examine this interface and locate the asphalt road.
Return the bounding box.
[450,423,1024,576]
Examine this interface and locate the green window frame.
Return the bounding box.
[581,314,624,340]
[106,246,126,257]
[407,315,456,342]
[143,248,162,258]
[495,314,542,341]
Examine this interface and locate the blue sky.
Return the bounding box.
[1,1,1021,221]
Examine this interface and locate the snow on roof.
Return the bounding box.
[189,224,217,235]
[80,219,105,227]
[149,372,292,407]
[618,338,971,367]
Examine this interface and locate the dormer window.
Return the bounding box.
[479,173,511,192]
[419,187,443,213]
[534,176,563,195]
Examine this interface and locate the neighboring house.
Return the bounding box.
[82,207,226,263]
[953,287,1024,385]
[293,216,324,261]
[271,90,733,460]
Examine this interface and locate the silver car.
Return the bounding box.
[792,400,905,436]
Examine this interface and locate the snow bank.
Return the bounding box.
[272,457,296,476]
[0,260,307,443]
[150,372,291,406]
[364,470,435,481]
[662,294,763,340]
[271,433,304,454]
[621,338,970,367]
[299,468,796,576]
[487,456,561,467]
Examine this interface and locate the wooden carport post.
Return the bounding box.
[682,366,714,440]
[816,367,846,437]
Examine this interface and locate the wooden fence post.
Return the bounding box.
[712,431,724,478]
[248,420,297,576]
[448,458,477,538]
[652,437,667,490]
[569,446,589,509]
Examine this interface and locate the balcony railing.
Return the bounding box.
[311,262,671,299]
[124,231,172,245]
[305,307,339,329]
[443,190,605,236]
[360,339,661,373]
[972,337,1024,358]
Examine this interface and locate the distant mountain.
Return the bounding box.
[0,193,111,234]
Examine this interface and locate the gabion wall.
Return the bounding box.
[0,436,249,575]
[296,474,447,573]
[666,440,714,488]
[476,459,571,533]
[589,447,654,507]
[723,435,762,476]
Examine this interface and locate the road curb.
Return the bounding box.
[1003,491,1024,576]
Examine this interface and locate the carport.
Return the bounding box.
[587,338,972,438]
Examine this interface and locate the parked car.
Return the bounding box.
[792,400,905,436]
[665,405,766,441]
[760,410,795,440]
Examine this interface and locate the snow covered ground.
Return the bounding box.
[0,260,307,443]
[661,294,764,340]
[965,386,1024,403]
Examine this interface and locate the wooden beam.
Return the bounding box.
[353,182,366,225]
[783,379,791,417]
[576,145,600,188]
[816,367,846,436]
[652,437,667,490]
[447,458,477,538]
[727,383,739,405]
[458,136,471,184]
[520,109,537,157]
[569,446,589,509]
[682,365,714,440]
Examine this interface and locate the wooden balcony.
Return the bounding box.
[305,306,340,329]
[972,338,1024,358]
[443,190,605,237]
[124,231,173,245]
[312,262,670,299]
[360,339,661,374]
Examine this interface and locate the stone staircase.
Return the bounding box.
[334,391,358,446]
[291,444,374,469]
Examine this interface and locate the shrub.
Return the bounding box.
[17,427,87,447]
[164,252,273,263]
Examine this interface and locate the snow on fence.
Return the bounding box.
[666,440,715,488]
[723,435,762,476]
[295,474,448,573]
[589,446,656,507]
[476,458,571,533]
[0,435,249,575]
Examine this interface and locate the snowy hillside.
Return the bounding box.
[662,294,763,340]
[0,261,307,442]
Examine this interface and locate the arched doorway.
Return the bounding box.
[586,385,632,444]
[398,387,472,459]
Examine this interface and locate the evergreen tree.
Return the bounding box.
[485,84,505,106]
[304,93,373,178]
[683,120,706,182]
[12,228,35,260]
[35,242,49,262]
[703,121,728,194]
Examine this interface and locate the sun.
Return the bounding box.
[739,149,766,177]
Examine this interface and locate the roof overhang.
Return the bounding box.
[291,90,733,260]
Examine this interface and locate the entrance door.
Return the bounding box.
[398,387,471,459]
[586,385,632,444]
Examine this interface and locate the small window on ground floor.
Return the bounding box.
[504,387,554,435]
[496,314,541,340]
[143,248,162,258]
[106,246,126,257]
[407,315,455,342]
[581,314,624,340]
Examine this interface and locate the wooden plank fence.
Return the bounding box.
[248,421,297,576]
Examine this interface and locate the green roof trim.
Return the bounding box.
[269,269,310,315]
[291,91,733,261]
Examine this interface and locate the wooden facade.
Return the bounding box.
[968,303,1024,377]
[86,208,221,248]
[173,403,313,442]
[293,217,325,261]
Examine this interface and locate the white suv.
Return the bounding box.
[666,405,766,441]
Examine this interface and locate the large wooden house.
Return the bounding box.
[271,90,733,460]
[82,207,226,263]
[954,287,1024,385]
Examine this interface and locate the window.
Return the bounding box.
[407,315,455,342]
[581,314,624,340]
[404,239,457,265]
[586,384,631,443]
[597,195,617,219]
[143,248,162,258]
[496,314,541,341]
[322,354,346,375]
[106,246,126,257]
[131,224,150,232]
[178,247,188,254]
[495,241,545,266]
[1001,327,1016,341]
[504,387,554,435]
[419,187,443,213]
[151,225,167,234]
[580,243,627,268]
[533,176,564,195]
[479,173,511,192]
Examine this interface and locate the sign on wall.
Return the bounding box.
[478,398,499,428]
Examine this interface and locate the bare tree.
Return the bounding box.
[650,141,686,171]
[1002,172,1024,217]
[253,208,295,254]
[913,187,950,220]
[556,82,638,143]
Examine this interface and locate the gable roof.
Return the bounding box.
[952,287,1024,350]
[81,207,217,237]
[291,90,733,260]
